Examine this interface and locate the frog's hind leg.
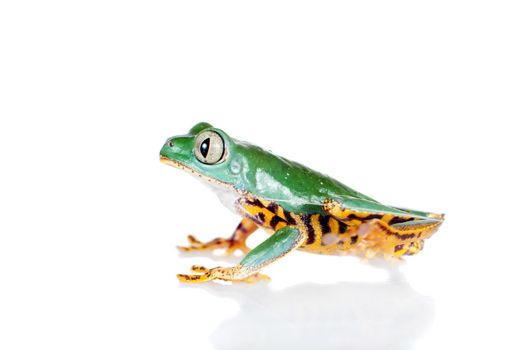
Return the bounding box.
[323,199,442,258]
[177,226,306,283]
[356,218,442,258]
[178,219,258,254]
[323,198,415,225]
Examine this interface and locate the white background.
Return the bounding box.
[1,1,524,349]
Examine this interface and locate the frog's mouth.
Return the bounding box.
[160,155,241,193]
[160,155,185,169]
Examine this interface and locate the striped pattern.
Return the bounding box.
[323,198,416,225]
[239,195,442,257]
[240,197,362,255]
[324,199,442,257]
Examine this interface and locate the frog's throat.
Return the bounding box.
[160,155,242,193]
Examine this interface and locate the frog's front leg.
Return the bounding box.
[178,219,258,254]
[177,226,306,283]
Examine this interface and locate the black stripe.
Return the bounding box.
[267,202,279,214]
[284,210,297,225]
[304,215,316,245]
[269,215,284,229]
[394,244,404,253]
[319,215,330,234]
[338,220,347,234]
[378,224,416,240]
[248,198,265,208]
[363,214,383,220]
[256,212,266,224]
[389,216,415,225]
[346,213,383,221]
[236,222,249,234]
[350,235,358,244]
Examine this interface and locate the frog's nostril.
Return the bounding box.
[168,139,174,147]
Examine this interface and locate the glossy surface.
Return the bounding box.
[160,122,434,219]
[240,226,303,269]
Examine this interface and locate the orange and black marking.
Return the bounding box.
[239,196,367,255]
[323,198,416,226]
[323,199,443,257]
[238,196,443,257]
[177,218,258,254]
[176,194,443,283]
[179,194,442,272]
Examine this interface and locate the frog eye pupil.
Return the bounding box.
[200,138,210,158]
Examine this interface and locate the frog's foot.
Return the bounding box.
[177,226,306,284]
[176,265,212,283]
[357,227,400,260]
[177,219,258,255]
[176,265,270,283]
[177,234,250,254]
[397,240,425,256]
[356,221,425,260]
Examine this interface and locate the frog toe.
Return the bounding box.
[178,234,251,255]
[177,235,228,252]
[177,264,224,283]
[176,234,203,251]
[176,272,212,283]
[186,234,202,245]
[190,265,210,273]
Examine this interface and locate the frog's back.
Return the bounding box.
[236,141,413,217]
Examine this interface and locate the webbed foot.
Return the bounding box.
[176,265,270,283]
[177,219,258,255]
[177,225,305,284]
[177,234,251,254]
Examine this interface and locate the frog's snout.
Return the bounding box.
[159,140,182,168]
[160,139,173,159]
[160,135,194,164]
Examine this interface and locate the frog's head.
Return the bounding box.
[160,122,244,190]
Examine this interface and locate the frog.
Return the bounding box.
[160,122,444,283]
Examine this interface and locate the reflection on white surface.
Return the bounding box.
[184,268,433,350]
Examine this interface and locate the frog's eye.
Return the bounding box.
[194,131,225,164]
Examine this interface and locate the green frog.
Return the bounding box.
[160,122,444,283]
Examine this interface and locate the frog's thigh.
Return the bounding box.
[177,226,306,283]
[323,198,397,224]
[360,219,440,257]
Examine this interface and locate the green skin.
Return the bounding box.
[160,122,437,280]
[160,122,429,219]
